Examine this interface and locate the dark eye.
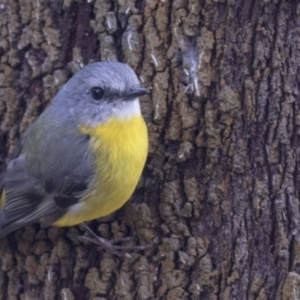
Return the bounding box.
[91,87,104,100]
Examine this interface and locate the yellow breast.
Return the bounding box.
[54,115,148,226]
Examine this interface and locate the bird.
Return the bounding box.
[0,61,149,255]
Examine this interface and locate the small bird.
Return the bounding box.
[0,61,149,254]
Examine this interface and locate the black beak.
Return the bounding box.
[125,87,149,100]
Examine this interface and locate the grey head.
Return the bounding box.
[51,61,149,126]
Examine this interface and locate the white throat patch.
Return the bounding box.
[112,99,141,119]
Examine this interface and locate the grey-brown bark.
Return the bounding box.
[1,0,300,299]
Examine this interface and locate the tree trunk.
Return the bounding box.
[0,0,299,299]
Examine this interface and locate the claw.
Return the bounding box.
[78,223,154,257]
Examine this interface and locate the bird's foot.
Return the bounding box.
[77,223,154,257]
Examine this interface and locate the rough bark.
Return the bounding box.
[0,0,300,299]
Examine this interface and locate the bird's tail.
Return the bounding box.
[0,197,64,239]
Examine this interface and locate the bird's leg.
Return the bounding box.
[77,223,154,257]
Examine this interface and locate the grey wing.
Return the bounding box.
[0,141,93,238]
[0,154,58,238]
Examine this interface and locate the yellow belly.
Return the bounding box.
[54,115,148,227]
